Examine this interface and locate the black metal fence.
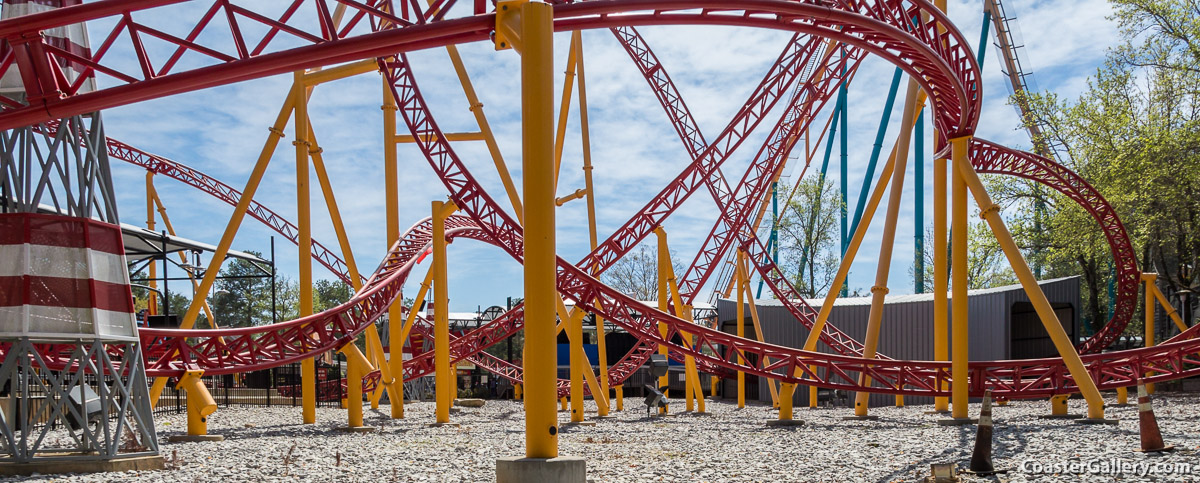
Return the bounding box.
[154,357,347,416]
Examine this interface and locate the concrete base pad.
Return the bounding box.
[1038,414,1083,420]
[427,422,461,428]
[1109,403,1132,407]
[842,415,880,421]
[937,418,978,426]
[923,410,951,415]
[166,434,225,442]
[591,415,617,420]
[1135,445,1175,453]
[455,398,486,408]
[1074,418,1119,425]
[496,456,585,483]
[0,455,165,476]
[765,419,805,427]
[562,421,596,427]
[337,426,377,433]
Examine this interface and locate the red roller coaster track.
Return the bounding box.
[0,0,1177,402]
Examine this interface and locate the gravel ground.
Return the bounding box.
[5,391,1199,482]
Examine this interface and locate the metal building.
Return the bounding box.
[716,276,1081,407]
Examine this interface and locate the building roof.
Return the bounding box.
[727,276,1081,308]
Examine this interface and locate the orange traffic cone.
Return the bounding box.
[965,390,1007,475]
[1135,382,1174,453]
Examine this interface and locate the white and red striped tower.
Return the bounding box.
[0,1,159,471]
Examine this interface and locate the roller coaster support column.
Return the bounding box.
[295,72,318,425]
[166,370,223,442]
[932,128,949,414]
[655,229,671,414]
[433,200,454,426]
[576,31,610,416]
[146,172,158,316]
[949,136,970,423]
[955,139,1110,422]
[383,75,406,419]
[339,343,377,431]
[736,251,746,409]
[492,3,568,470]
[851,79,920,419]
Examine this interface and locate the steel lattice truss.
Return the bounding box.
[0,0,1182,400]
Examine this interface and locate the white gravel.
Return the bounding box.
[4,391,1199,482]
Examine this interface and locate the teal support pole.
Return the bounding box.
[914,108,925,293]
[757,181,779,298]
[977,9,992,66]
[848,67,903,238]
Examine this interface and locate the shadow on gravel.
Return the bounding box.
[876,423,975,483]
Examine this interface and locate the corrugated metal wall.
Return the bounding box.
[716,277,1081,408]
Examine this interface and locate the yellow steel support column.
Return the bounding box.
[1144,273,1157,394]
[950,136,970,420]
[655,229,671,413]
[1151,282,1189,332]
[511,0,558,458]
[933,130,949,413]
[148,188,220,329]
[1050,394,1069,416]
[852,80,919,418]
[552,32,580,189]
[955,138,1107,420]
[615,386,623,411]
[178,370,217,437]
[736,251,746,409]
[295,74,317,426]
[433,200,452,424]
[151,87,298,406]
[568,287,586,422]
[340,343,375,428]
[737,257,780,406]
[145,172,158,317]
[577,30,609,416]
[1117,387,1128,405]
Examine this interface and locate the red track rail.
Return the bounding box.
[2,0,1171,401]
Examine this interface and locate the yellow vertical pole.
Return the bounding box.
[145,172,157,316]
[518,0,558,459]
[853,80,920,417]
[1144,273,1156,394]
[931,0,951,418]
[340,344,368,428]
[950,136,969,421]
[576,30,609,416]
[1116,387,1128,405]
[933,129,949,413]
[294,74,317,425]
[384,79,404,417]
[615,386,623,410]
[955,141,1107,419]
[433,200,451,424]
[737,257,780,406]
[655,229,671,413]
[736,252,746,409]
[568,284,586,422]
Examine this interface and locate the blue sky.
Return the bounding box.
[93,0,1120,314]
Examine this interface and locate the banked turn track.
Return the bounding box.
[0,0,1185,400]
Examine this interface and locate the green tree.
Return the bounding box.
[600,244,683,301]
[1002,0,1200,332]
[776,176,842,297]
